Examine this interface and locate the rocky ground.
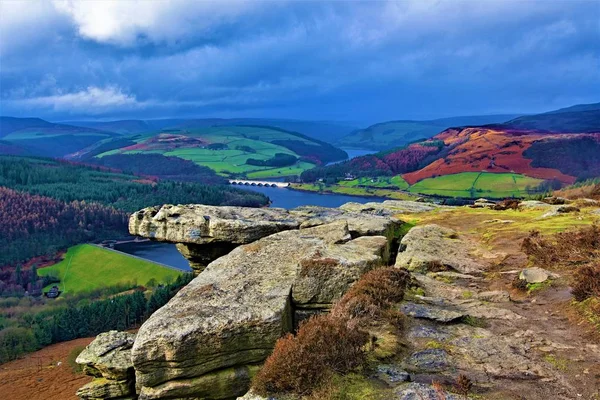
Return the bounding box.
[72,198,600,399]
[382,200,600,399]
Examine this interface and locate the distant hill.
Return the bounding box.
[301,104,600,198]
[0,116,116,158]
[338,114,521,150]
[76,125,348,180]
[501,103,600,132]
[66,118,358,142]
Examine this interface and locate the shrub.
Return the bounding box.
[252,315,369,395]
[572,264,600,301]
[334,267,409,322]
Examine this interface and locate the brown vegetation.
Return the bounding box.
[572,264,600,302]
[521,225,600,266]
[522,226,600,328]
[252,267,409,397]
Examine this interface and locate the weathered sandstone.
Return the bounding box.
[395,224,484,274]
[132,219,399,399]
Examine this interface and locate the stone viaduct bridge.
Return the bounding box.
[228,179,290,188]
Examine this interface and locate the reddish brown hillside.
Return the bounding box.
[403,127,599,185]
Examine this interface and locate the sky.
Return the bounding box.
[0,0,599,124]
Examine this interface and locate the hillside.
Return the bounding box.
[337,114,520,150]
[300,105,600,198]
[0,155,268,267]
[87,125,348,179]
[0,117,115,157]
[502,102,600,132]
[38,244,181,294]
[67,118,357,142]
[0,117,115,158]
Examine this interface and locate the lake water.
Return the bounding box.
[119,147,382,270]
[327,148,377,165]
[115,241,192,271]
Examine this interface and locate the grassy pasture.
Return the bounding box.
[408,172,543,198]
[338,176,409,190]
[38,244,181,294]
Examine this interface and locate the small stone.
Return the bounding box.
[519,267,550,283]
[377,364,410,383]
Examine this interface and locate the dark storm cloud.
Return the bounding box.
[0,0,598,123]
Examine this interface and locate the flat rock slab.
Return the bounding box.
[76,378,134,399]
[340,200,442,215]
[395,224,484,274]
[129,204,300,244]
[132,221,390,399]
[406,349,451,372]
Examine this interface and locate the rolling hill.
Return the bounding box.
[0,117,116,158]
[66,118,357,142]
[337,114,521,150]
[300,104,600,198]
[501,102,600,132]
[83,125,348,179]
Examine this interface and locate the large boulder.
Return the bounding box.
[129,204,300,245]
[76,331,135,380]
[130,204,405,273]
[395,224,484,274]
[132,220,395,400]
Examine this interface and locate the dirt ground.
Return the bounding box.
[0,337,94,400]
[399,205,600,398]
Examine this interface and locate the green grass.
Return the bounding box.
[292,183,417,200]
[38,244,181,294]
[338,175,409,190]
[408,172,543,198]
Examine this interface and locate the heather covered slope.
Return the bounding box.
[402,128,600,185]
[300,105,600,198]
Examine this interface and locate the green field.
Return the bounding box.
[95,126,328,178]
[38,244,182,294]
[338,176,409,190]
[408,172,543,198]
